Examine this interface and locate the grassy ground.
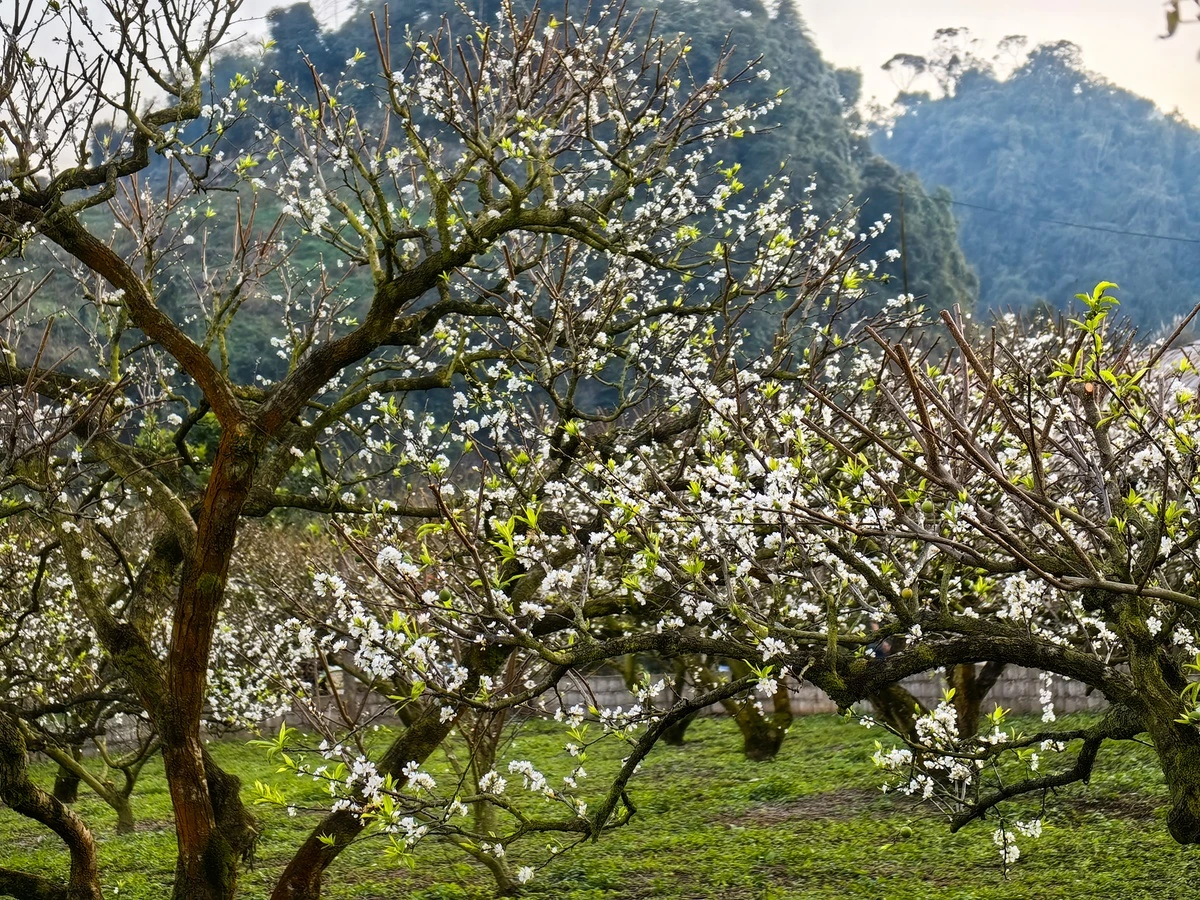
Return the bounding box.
[2,713,1197,899]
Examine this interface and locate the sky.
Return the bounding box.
[228,0,1200,123]
[801,1,1200,122]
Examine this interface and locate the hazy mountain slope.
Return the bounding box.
[875,40,1200,325]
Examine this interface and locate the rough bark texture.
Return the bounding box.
[0,712,102,900]
[1125,633,1200,844]
[207,748,260,864]
[164,429,261,900]
[0,868,69,900]
[56,518,261,898]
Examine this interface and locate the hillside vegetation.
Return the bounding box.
[875,35,1200,325]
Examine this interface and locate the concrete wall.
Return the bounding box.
[539,665,1109,719]
[72,665,1108,760]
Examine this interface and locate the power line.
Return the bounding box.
[926,193,1200,246]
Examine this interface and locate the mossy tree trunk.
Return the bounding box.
[1121,610,1200,844]
[269,702,460,900]
[0,711,102,900]
[51,745,84,805]
[947,661,1006,738]
[457,699,517,895]
[53,427,263,900]
[709,659,793,762]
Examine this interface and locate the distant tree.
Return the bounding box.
[882,53,927,92]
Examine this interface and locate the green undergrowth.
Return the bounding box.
[1,713,1195,899]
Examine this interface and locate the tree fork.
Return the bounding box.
[43,744,135,833]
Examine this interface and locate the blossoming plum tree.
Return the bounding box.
[704,288,1200,862]
[371,266,1200,871]
[0,525,162,834]
[10,0,1195,890]
[0,0,877,897]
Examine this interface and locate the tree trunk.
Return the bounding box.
[55,518,259,898]
[660,666,698,746]
[165,429,260,900]
[947,662,1006,738]
[463,711,517,896]
[448,835,518,897]
[0,711,103,900]
[1124,631,1200,844]
[719,662,793,762]
[52,746,83,805]
[661,712,698,746]
[949,663,978,735]
[161,722,257,900]
[0,868,73,900]
[271,648,506,899]
[112,794,134,835]
[271,692,474,899]
[867,681,926,744]
[735,711,787,761]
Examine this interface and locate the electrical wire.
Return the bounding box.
[930,193,1200,245]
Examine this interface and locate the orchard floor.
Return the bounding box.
[2,713,1195,899]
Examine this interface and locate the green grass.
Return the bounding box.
[2,714,1197,899]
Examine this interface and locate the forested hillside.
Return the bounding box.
[253,0,977,311]
[874,36,1200,326]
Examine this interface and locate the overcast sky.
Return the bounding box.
[801,1,1200,123]
[228,0,1200,122]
